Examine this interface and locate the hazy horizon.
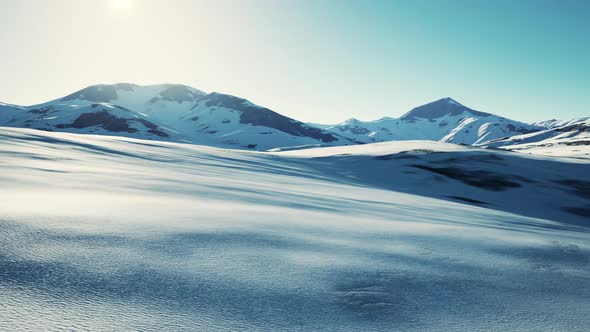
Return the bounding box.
[1,0,588,123]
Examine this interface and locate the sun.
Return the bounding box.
[109,0,134,10]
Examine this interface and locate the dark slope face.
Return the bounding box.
[505,124,539,135]
[51,104,169,137]
[198,93,340,143]
[338,126,371,135]
[56,110,137,133]
[400,98,492,121]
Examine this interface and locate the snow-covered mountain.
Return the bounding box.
[319,98,542,145]
[481,117,590,158]
[0,83,349,150]
[5,86,589,157]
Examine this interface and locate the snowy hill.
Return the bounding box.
[320,98,542,145]
[277,140,590,224]
[0,84,349,150]
[1,127,589,331]
[481,117,590,158]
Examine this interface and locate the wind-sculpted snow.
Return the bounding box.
[1,128,589,331]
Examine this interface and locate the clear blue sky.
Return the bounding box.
[0,0,588,123]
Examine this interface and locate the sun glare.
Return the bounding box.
[109,0,134,10]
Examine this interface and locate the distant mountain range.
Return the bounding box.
[1,83,588,154]
[314,98,541,145]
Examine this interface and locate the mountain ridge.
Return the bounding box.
[0,83,351,150]
[318,97,541,145]
[2,83,587,154]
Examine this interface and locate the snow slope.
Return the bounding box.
[0,84,349,150]
[482,118,590,158]
[1,127,589,331]
[321,98,541,145]
[277,141,590,225]
[532,117,590,129]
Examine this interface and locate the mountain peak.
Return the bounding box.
[341,118,361,125]
[400,97,490,120]
[58,83,205,104]
[442,97,462,106]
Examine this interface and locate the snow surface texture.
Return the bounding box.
[1,127,589,331]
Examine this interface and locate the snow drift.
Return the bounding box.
[1,127,589,331]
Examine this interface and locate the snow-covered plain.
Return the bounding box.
[1,127,589,331]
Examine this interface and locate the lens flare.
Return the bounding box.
[109,0,134,10]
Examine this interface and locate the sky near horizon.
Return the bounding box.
[0,0,588,123]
